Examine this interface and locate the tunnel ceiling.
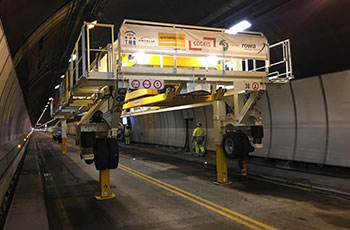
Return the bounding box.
[0,0,349,124]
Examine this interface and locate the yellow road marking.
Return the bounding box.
[119,164,277,230]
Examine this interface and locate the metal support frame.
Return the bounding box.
[61,119,67,155]
[223,90,260,126]
[123,88,226,109]
[95,169,115,200]
[213,100,231,185]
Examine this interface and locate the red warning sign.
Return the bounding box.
[129,79,164,89]
[143,80,151,89]
[251,82,260,90]
[130,79,140,89]
[153,80,163,89]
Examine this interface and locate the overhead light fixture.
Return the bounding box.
[49,97,53,101]
[226,20,252,34]
[60,75,65,79]
[87,20,97,29]
[55,84,60,90]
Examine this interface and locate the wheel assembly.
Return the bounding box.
[107,138,119,169]
[222,133,241,159]
[94,138,109,170]
[222,132,254,159]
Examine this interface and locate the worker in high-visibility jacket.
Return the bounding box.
[124,126,131,145]
[192,122,205,156]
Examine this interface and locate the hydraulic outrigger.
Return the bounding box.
[51,19,293,199]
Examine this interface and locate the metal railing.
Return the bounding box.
[67,21,116,88]
[248,39,293,83]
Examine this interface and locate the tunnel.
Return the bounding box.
[0,1,350,229]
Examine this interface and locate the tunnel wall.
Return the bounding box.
[129,69,350,168]
[0,20,31,202]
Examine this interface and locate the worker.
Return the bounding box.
[238,158,247,177]
[237,132,254,179]
[192,122,205,156]
[124,126,131,145]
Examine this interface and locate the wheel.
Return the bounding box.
[222,133,241,159]
[57,136,62,143]
[236,132,255,158]
[94,138,109,170]
[107,138,119,169]
[53,136,57,141]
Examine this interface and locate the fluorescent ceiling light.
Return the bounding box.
[54,84,60,90]
[49,97,53,101]
[226,20,251,34]
[60,75,65,79]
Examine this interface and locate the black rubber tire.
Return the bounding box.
[53,136,57,141]
[222,133,241,159]
[57,136,62,143]
[106,138,119,169]
[94,138,109,170]
[236,132,255,158]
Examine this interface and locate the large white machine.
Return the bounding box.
[51,19,293,199]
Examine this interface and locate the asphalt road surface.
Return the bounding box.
[31,132,350,230]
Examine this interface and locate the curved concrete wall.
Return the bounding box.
[0,19,31,202]
[129,70,350,168]
[0,20,30,145]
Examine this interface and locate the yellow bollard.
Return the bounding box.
[95,169,115,200]
[213,145,232,185]
[62,138,67,155]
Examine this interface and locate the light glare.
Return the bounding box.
[122,117,128,125]
[133,52,150,63]
[206,56,219,66]
[226,20,252,34]
[69,54,77,62]
[87,20,97,29]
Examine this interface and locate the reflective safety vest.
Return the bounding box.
[193,127,205,143]
[124,128,131,137]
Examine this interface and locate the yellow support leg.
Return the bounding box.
[214,145,232,185]
[95,169,115,200]
[61,138,67,155]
